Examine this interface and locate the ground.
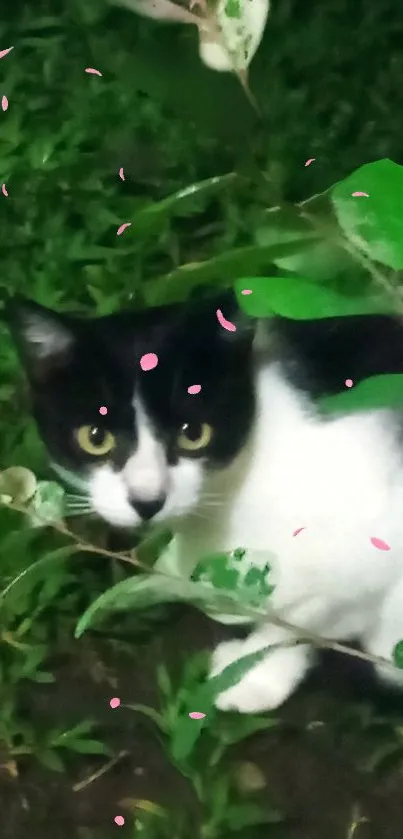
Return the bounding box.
[3,606,403,839]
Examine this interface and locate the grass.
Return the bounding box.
[2,0,403,837]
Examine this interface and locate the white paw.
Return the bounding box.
[214,670,293,714]
[210,640,312,714]
[210,639,245,677]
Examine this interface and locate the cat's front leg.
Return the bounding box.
[210,624,313,713]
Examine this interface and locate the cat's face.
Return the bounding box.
[7,291,256,528]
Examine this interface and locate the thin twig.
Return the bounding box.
[72,749,129,792]
[0,499,402,677]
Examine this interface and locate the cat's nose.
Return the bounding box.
[128,495,166,521]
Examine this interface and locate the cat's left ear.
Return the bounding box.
[6,296,77,383]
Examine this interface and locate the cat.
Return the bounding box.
[7,289,403,714]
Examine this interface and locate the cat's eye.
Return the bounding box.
[177,422,213,453]
[75,425,116,457]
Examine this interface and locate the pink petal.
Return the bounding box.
[292,527,306,537]
[117,222,131,236]
[216,308,237,332]
[114,816,125,826]
[119,167,125,181]
[140,352,158,372]
[99,406,108,415]
[345,378,354,387]
[370,537,391,551]
[352,191,369,197]
[188,384,201,395]
[1,183,8,197]
[0,47,14,59]
[304,158,315,166]
[241,289,252,295]
[189,712,206,719]
[1,95,9,111]
[85,67,102,76]
[109,697,120,708]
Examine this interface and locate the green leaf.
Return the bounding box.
[144,240,313,306]
[171,646,273,763]
[213,715,277,747]
[320,374,403,415]
[255,205,353,281]
[38,750,65,772]
[27,480,66,527]
[0,467,37,504]
[225,802,280,830]
[331,159,403,270]
[235,275,390,319]
[66,739,110,755]
[75,572,251,638]
[192,548,274,620]
[393,640,403,669]
[125,703,166,730]
[0,545,77,605]
[132,173,239,234]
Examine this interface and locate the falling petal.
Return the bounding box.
[304,158,315,166]
[352,191,369,197]
[1,183,8,197]
[216,308,237,332]
[85,67,103,76]
[117,222,131,236]
[0,47,14,59]
[2,95,9,111]
[119,167,125,181]
[189,711,206,719]
[370,536,391,551]
[110,697,121,708]
[188,384,201,394]
[292,527,306,537]
[140,352,158,371]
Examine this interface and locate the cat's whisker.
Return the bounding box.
[65,508,95,518]
[65,501,93,512]
[191,510,214,522]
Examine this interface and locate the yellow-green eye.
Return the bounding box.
[75,425,116,457]
[177,422,213,453]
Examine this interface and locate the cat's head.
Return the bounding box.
[7,290,257,528]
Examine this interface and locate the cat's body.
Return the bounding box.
[7,291,403,713]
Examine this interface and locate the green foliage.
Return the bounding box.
[75,545,277,637]
[126,652,280,838]
[331,160,403,270]
[235,274,391,319]
[321,374,403,415]
[2,0,403,834]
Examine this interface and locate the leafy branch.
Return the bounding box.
[0,497,400,678]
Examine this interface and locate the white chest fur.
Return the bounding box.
[176,362,403,658]
[179,364,403,712]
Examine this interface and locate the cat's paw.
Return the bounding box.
[210,639,311,714]
[210,639,282,713]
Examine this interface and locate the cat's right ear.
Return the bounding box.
[6,296,76,384]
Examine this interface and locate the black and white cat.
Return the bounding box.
[7,290,403,713]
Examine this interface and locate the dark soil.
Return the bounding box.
[3,608,403,839]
